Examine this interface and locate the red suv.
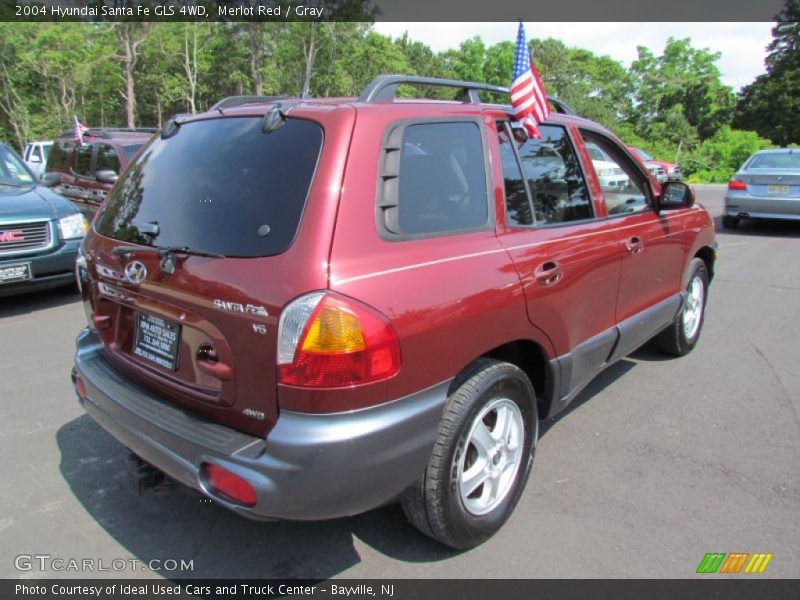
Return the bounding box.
[71,76,716,549]
[43,128,154,216]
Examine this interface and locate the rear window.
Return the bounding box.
[94,117,323,257]
[747,153,800,170]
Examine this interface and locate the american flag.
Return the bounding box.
[73,115,89,145]
[510,22,550,138]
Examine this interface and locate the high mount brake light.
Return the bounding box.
[277,292,401,388]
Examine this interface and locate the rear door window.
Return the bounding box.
[497,123,533,226]
[72,145,94,177]
[515,125,593,225]
[94,117,323,257]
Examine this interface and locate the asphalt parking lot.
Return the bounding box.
[1,186,798,580]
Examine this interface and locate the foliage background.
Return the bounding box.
[0,6,797,182]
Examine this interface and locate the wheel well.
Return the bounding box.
[453,341,550,416]
[694,246,716,281]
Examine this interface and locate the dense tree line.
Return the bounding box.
[0,10,796,182]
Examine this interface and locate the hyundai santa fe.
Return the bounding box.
[71,75,717,549]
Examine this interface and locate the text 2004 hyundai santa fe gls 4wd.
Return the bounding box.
[71,76,716,549]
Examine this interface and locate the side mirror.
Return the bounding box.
[96,170,119,184]
[40,172,60,187]
[658,181,694,210]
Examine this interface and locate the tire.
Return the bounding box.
[401,358,538,549]
[722,215,739,229]
[655,258,709,356]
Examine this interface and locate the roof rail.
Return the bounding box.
[209,95,293,111]
[58,127,157,139]
[357,75,576,115]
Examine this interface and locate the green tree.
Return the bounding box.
[733,0,800,145]
[0,24,38,149]
[683,126,774,182]
[629,38,734,143]
[442,37,486,83]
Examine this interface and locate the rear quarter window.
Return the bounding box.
[94,117,323,257]
[377,120,490,238]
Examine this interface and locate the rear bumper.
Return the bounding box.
[724,192,800,221]
[73,328,449,521]
[0,239,80,297]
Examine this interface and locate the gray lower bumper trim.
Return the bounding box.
[74,329,450,521]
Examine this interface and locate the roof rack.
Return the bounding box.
[357,75,576,116]
[209,95,293,111]
[58,127,157,139]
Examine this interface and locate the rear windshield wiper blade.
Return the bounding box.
[112,244,225,259]
[161,245,225,258]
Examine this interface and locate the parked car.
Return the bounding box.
[723,148,800,228]
[628,146,681,181]
[22,140,53,178]
[70,76,716,549]
[585,142,630,190]
[42,128,155,216]
[646,162,667,183]
[0,142,87,297]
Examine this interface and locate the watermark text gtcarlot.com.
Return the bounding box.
[14,554,194,573]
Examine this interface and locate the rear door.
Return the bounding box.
[491,120,621,400]
[85,109,352,436]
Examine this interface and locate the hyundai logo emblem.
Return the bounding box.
[124,260,147,284]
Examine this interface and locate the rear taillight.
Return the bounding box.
[728,179,747,191]
[202,464,257,507]
[277,292,401,388]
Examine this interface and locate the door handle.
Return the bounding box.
[625,236,644,255]
[534,261,564,287]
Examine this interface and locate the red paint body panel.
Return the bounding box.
[81,106,356,436]
[78,95,716,433]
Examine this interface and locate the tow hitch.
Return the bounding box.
[129,453,174,494]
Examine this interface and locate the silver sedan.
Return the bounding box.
[723,148,800,228]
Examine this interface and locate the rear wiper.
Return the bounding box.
[113,244,224,274]
[163,245,225,258]
[112,244,224,259]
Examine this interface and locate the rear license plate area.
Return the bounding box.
[133,311,181,371]
[767,184,789,194]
